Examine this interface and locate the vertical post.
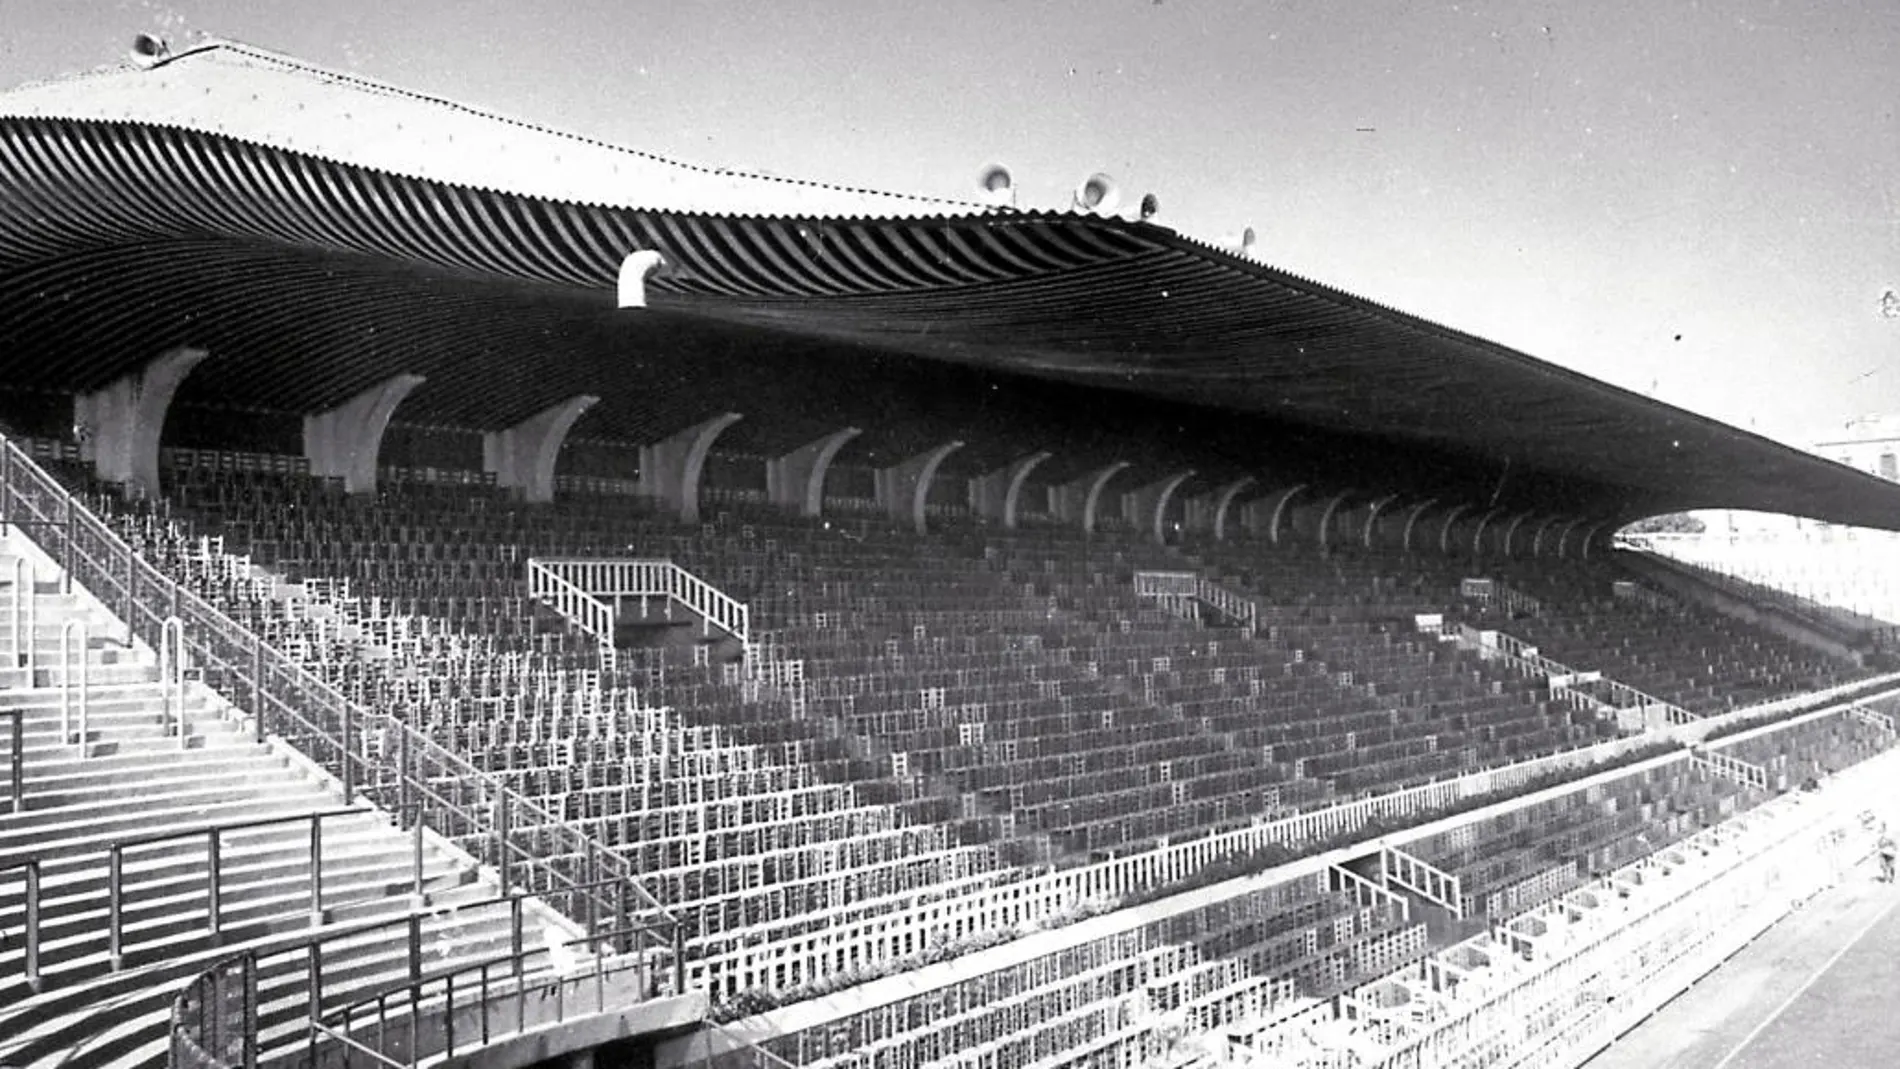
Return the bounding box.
[58,495,71,594]
[413,806,425,902]
[208,828,223,938]
[9,712,21,814]
[340,699,355,805]
[108,846,124,969]
[123,541,136,647]
[309,815,324,924]
[241,951,260,1069]
[306,944,322,1067]
[495,791,511,892]
[23,859,39,991]
[250,638,264,743]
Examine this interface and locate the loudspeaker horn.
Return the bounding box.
[130,33,171,69]
[1072,172,1121,216]
[976,164,1015,207]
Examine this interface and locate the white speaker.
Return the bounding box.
[977,164,1015,208]
[1072,173,1121,216]
[130,33,171,69]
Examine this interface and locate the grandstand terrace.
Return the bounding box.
[2,32,1900,1069]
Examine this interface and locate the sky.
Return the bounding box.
[2,0,1896,449]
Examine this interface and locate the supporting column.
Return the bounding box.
[1266,484,1307,546]
[971,452,1052,529]
[1469,507,1504,557]
[1052,462,1130,534]
[639,412,742,524]
[482,394,598,504]
[1191,476,1256,541]
[1555,518,1589,559]
[1316,490,1353,550]
[1530,516,1564,558]
[1362,494,1400,549]
[767,427,861,518]
[1400,500,1438,553]
[72,346,208,498]
[618,251,665,309]
[1580,520,1614,559]
[302,373,425,495]
[876,441,964,535]
[1438,504,1471,555]
[1499,511,1534,557]
[1122,470,1195,544]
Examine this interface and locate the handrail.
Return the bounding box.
[311,919,672,1069]
[4,708,20,814]
[530,557,750,644]
[0,433,680,976]
[59,618,88,751]
[7,554,32,675]
[2,858,42,991]
[161,615,188,747]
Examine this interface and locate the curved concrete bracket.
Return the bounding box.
[1580,520,1614,559]
[1400,499,1437,553]
[618,250,665,309]
[1555,517,1589,559]
[1437,504,1472,555]
[1362,494,1400,549]
[1469,507,1504,557]
[1317,489,1353,550]
[303,373,426,495]
[1208,476,1256,542]
[483,394,598,504]
[640,412,742,524]
[972,452,1052,529]
[877,441,964,535]
[1266,484,1307,546]
[1530,516,1563,558]
[768,427,861,518]
[1054,462,1132,534]
[1499,511,1535,557]
[1123,470,1195,544]
[74,346,209,499]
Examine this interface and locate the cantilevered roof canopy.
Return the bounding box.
[3,38,1896,530]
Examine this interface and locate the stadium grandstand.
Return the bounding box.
[3,31,1900,1069]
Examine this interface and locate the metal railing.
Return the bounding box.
[7,554,34,675]
[309,917,672,1069]
[58,618,89,749]
[5,709,20,814]
[0,434,682,982]
[1133,570,1259,632]
[529,557,751,644]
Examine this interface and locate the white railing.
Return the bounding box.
[1134,571,1258,633]
[1850,703,1896,732]
[530,558,750,644]
[1461,577,1543,616]
[1332,864,1411,922]
[8,554,34,675]
[1611,578,1676,613]
[160,616,188,749]
[1381,845,1464,918]
[1451,625,1696,729]
[1690,747,1770,790]
[59,619,88,752]
[525,560,619,669]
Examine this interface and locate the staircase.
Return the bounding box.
[0,536,571,1069]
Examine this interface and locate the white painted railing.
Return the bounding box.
[1850,703,1896,732]
[1332,864,1411,922]
[160,616,188,749]
[59,619,88,752]
[8,555,33,674]
[1449,624,1697,730]
[525,560,619,670]
[1134,571,1258,633]
[530,558,750,644]
[1690,747,1769,790]
[1381,845,1464,918]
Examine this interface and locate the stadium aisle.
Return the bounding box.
[1587,859,1900,1069]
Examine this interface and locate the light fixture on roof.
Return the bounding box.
[129,33,171,69]
[1138,193,1160,222]
[976,164,1015,208]
[618,250,665,310]
[1072,173,1122,216]
[1239,226,1258,259]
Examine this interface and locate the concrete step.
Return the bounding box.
[0,791,342,863]
[1,811,393,886]
[12,737,277,786]
[0,883,512,1068]
[20,745,282,794]
[0,682,199,711]
[0,663,161,688]
[0,862,478,985]
[17,761,315,813]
